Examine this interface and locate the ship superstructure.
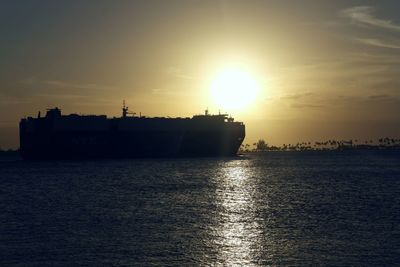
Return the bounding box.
[19,105,245,159]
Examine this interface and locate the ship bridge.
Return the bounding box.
[192,109,240,124]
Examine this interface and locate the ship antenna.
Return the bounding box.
[122,100,128,118]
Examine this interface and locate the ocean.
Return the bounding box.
[1,151,399,266]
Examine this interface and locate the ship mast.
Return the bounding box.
[122,100,136,118]
[122,100,128,118]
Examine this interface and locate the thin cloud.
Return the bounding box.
[43,80,117,91]
[366,94,400,103]
[368,94,390,100]
[19,78,119,91]
[280,92,314,100]
[151,88,173,95]
[325,94,400,106]
[164,67,193,80]
[357,38,400,49]
[37,93,92,99]
[341,6,400,31]
[291,103,322,109]
[0,94,32,105]
[151,87,193,96]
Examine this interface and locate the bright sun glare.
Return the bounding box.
[210,67,260,111]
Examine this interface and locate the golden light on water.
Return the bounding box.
[213,160,263,266]
[209,67,261,112]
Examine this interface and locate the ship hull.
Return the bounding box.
[19,115,245,159]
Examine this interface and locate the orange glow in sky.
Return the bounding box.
[0,1,399,148]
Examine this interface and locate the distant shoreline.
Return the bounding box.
[241,138,400,152]
[240,146,400,153]
[240,148,400,154]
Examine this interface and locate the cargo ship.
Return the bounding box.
[19,104,245,159]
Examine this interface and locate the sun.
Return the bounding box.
[210,67,260,111]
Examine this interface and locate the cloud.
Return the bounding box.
[19,78,119,91]
[366,94,400,103]
[11,78,123,105]
[280,92,314,100]
[341,6,400,31]
[0,93,32,105]
[368,94,390,100]
[151,88,173,95]
[370,80,400,92]
[164,67,193,80]
[290,103,322,109]
[325,94,400,107]
[42,80,117,91]
[151,87,193,97]
[277,92,321,109]
[357,38,400,49]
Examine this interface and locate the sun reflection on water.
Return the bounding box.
[212,160,263,266]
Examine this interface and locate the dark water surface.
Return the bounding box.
[1,151,400,266]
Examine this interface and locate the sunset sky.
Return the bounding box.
[1,0,400,149]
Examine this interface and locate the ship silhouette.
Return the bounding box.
[19,103,245,159]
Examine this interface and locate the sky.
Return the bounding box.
[1,0,400,149]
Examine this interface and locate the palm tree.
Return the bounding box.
[256,139,268,151]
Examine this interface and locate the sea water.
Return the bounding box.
[1,151,399,266]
